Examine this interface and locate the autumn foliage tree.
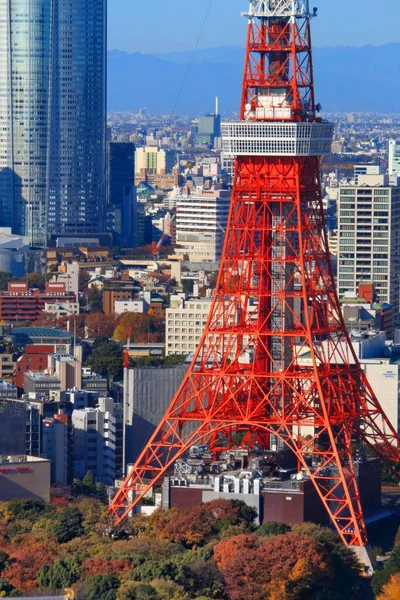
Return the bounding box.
[378,573,400,600]
[2,535,57,591]
[113,312,164,344]
[214,532,333,600]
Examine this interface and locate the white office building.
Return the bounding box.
[175,188,231,261]
[337,174,400,319]
[72,399,116,485]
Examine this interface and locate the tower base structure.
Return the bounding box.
[110,0,400,551]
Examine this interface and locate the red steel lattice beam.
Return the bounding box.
[110,2,400,548]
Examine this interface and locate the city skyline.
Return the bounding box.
[108,0,400,54]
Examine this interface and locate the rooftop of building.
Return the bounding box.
[24,372,60,383]
[0,380,17,390]
[11,327,73,342]
[0,454,50,465]
[125,342,165,349]
[81,371,106,381]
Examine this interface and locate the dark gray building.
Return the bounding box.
[106,142,137,246]
[47,0,107,236]
[123,364,189,471]
[0,399,26,455]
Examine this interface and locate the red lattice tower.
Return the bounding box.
[110,0,400,551]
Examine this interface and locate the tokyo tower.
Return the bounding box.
[110,0,400,553]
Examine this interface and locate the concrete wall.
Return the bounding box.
[124,364,189,468]
[0,460,50,503]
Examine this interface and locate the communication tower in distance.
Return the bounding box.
[110,0,400,556]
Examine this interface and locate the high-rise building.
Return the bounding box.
[194,98,221,148]
[0,0,106,247]
[42,415,70,484]
[0,0,52,246]
[337,174,400,319]
[0,399,26,455]
[389,139,400,178]
[175,188,231,262]
[72,400,116,485]
[47,0,106,237]
[106,142,137,246]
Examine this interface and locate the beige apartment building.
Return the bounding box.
[166,295,212,356]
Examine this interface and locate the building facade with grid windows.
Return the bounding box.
[337,175,400,323]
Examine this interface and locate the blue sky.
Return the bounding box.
[108,0,400,54]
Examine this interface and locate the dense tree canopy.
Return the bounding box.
[0,496,390,599]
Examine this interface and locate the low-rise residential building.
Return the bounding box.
[0,282,76,322]
[114,299,148,315]
[44,301,80,318]
[0,380,17,399]
[23,372,61,398]
[0,353,16,381]
[81,368,108,394]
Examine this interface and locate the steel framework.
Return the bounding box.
[110,0,400,548]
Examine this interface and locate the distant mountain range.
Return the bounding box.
[107,44,400,115]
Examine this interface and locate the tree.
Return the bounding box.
[54,507,84,544]
[113,312,164,344]
[256,521,292,537]
[0,578,16,597]
[6,498,47,522]
[82,558,129,579]
[26,272,46,290]
[82,471,97,496]
[150,579,190,600]
[148,506,214,547]
[378,573,400,600]
[81,574,120,600]
[182,279,194,296]
[0,272,14,292]
[117,582,159,600]
[38,558,81,590]
[87,338,123,383]
[372,546,400,596]
[214,532,333,600]
[2,536,57,591]
[292,523,361,599]
[0,551,9,573]
[88,288,103,313]
[213,534,266,600]
[86,313,116,338]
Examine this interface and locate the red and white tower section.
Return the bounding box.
[110,0,400,555]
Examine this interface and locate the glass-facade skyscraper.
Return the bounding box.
[47,0,106,236]
[0,1,51,246]
[0,0,106,247]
